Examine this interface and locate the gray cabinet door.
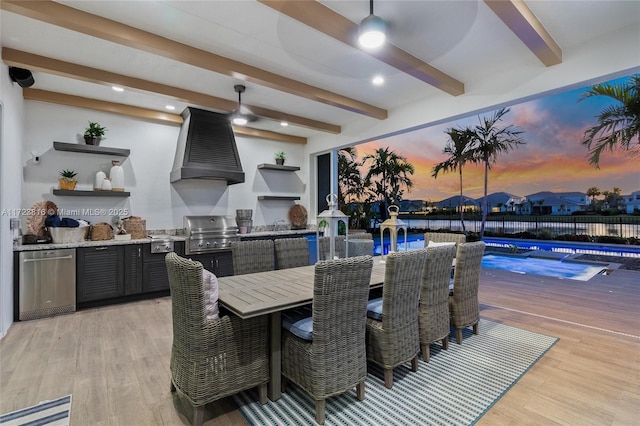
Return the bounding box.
[123,245,143,295]
[77,246,123,302]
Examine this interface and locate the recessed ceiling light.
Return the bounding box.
[280,121,288,127]
[372,75,384,86]
[165,105,176,110]
[112,86,124,92]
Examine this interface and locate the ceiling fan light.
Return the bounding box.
[358,14,386,49]
[231,112,248,126]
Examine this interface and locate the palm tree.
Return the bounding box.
[580,74,640,167]
[363,147,415,221]
[432,128,475,233]
[586,186,601,205]
[338,147,365,207]
[466,108,525,238]
[338,147,372,229]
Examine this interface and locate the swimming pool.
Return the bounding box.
[481,254,606,281]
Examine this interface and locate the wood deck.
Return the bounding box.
[1,267,638,425]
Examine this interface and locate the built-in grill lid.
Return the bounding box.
[170,107,245,185]
[184,215,238,236]
[183,215,239,254]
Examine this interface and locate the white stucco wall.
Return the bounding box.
[0,64,26,338]
[21,102,307,231]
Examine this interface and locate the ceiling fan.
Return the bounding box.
[229,84,258,126]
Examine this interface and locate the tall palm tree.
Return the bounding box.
[580,74,640,167]
[467,108,525,238]
[432,128,474,233]
[338,147,365,207]
[586,186,601,205]
[363,147,414,221]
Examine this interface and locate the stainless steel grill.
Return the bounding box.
[183,215,239,254]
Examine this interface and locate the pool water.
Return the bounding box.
[481,254,605,281]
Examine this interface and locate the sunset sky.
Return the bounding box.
[355,74,639,202]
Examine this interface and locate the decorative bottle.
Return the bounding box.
[94,170,106,190]
[109,160,124,192]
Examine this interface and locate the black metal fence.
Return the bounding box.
[396,215,640,238]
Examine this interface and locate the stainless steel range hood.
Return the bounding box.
[170,107,245,185]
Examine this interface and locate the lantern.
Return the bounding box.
[316,193,349,261]
[380,205,407,261]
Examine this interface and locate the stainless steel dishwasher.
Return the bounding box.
[19,248,76,320]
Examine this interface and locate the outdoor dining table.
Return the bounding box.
[217,256,387,401]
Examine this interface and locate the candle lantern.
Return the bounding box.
[316,193,349,261]
[380,205,407,261]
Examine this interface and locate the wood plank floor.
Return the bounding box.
[1,267,638,425]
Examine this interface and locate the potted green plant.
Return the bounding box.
[83,121,107,145]
[59,169,78,190]
[275,151,286,165]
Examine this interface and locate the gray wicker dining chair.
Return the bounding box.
[318,235,346,260]
[418,244,457,361]
[274,237,309,269]
[449,241,486,344]
[231,239,275,275]
[281,255,374,424]
[165,252,269,426]
[366,249,427,389]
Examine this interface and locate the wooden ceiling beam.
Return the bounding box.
[2,48,340,134]
[23,89,307,144]
[259,0,465,96]
[1,0,387,120]
[484,0,562,66]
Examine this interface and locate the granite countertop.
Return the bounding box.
[13,229,317,251]
[240,229,316,238]
[14,235,187,252]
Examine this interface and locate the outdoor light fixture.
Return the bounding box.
[231,84,249,126]
[358,0,386,49]
[380,205,407,262]
[316,193,349,261]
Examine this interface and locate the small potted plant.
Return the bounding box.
[275,151,286,165]
[83,121,107,145]
[59,169,78,190]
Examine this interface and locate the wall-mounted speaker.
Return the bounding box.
[9,66,34,88]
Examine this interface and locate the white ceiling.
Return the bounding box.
[2,0,639,145]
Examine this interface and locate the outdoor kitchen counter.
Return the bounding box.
[239,229,315,239]
[14,235,187,252]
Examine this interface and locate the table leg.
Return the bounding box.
[268,311,282,401]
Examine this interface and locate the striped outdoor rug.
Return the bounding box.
[0,395,71,426]
[234,319,558,425]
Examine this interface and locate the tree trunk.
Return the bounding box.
[458,166,466,233]
[480,158,489,238]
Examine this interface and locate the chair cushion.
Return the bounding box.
[202,269,220,320]
[428,240,456,247]
[366,297,383,321]
[282,307,313,341]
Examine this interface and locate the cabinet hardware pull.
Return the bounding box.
[23,255,73,263]
[138,247,141,257]
[95,247,109,251]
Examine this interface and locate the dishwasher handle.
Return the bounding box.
[23,255,74,263]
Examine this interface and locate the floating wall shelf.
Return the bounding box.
[53,142,130,158]
[53,190,130,197]
[257,163,300,172]
[257,196,301,201]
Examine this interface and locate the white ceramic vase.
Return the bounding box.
[101,178,112,191]
[109,160,124,191]
[94,170,106,190]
